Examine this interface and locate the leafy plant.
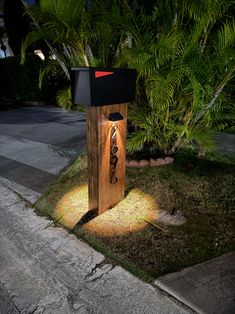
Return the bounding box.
[56,86,86,112]
[56,86,72,111]
[21,0,235,155]
[114,0,235,155]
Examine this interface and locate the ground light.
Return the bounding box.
[53,185,158,236]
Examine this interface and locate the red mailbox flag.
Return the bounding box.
[95,71,114,78]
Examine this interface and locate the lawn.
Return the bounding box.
[35,151,235,282]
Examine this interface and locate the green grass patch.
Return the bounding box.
[35,151,235,281]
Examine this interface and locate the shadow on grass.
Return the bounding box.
[70,209,98,232]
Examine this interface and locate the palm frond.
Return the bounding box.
[127,129,155,153]
[56,86,72,110]
[40,0,86,28]
[185,129,215,154]
[39,58,67,88]
[217,19,235,51]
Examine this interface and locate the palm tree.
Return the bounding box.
[112,0,235,155]
[21,0,91,78]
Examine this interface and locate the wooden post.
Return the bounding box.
[87,103,127,215]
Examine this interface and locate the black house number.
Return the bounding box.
[110,124,118,184]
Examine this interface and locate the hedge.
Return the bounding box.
[0,54,54,109]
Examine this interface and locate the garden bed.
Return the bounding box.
[36,152,235,282]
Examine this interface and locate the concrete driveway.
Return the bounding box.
[0,105,86,194]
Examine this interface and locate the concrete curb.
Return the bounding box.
[154,252,235,314]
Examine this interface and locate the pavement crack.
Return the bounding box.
[29,306,40,314]
[84,260,104,280]
[85,261,115,284]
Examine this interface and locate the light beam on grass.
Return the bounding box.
[53,185,159,236]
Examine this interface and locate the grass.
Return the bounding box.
[35,151,235,282]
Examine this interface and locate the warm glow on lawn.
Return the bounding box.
[53,185,158,236]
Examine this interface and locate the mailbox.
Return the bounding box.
[70,67,136,106]
[71,66,136,215]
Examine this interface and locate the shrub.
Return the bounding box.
[21,0,235,156]
[0,54,53,109]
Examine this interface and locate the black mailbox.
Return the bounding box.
[70,67,136,106]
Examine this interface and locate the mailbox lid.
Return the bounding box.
[70,67,91,106]
[70,67,136,106]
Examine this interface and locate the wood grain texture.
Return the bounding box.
[86,103,127,214]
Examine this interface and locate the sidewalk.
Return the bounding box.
[0,184,192,314]
[155,252,235,314]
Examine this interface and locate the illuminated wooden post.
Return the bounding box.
[71,67,136,215]
[87,103,127,214]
